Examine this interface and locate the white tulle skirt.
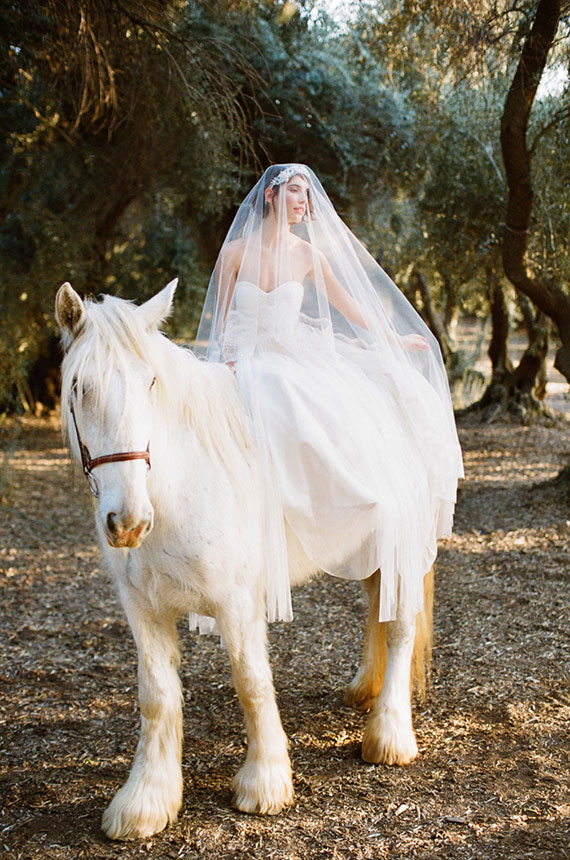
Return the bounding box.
[235,325,462,623]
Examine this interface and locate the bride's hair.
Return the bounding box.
[261,164,315,220]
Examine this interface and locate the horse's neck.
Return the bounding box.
[155,343,252,472]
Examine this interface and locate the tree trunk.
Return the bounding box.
[24,333,62,414]
[507,304,550,399]
[442,275,459,349]
[500,0,570,384]
[401,262,422,314]
[515,293,549,399]
[408,267,452,363]
[460,281,551,422]
[86,192,138,287]
[487,277,512,383]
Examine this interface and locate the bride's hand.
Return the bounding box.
[399,333,429,352]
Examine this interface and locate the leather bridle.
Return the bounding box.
[69,398,151,497]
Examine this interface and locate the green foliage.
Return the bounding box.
[243,4,412,199]
[414,81,508,306]
[348,2,570,327]
[0,1,252,406]
[1,0,569,408]
[530,99,570,288]
[0,0,415,409]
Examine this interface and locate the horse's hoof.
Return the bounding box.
[231,758,294,815]
[361,708,418,766]
[102,780,181,840]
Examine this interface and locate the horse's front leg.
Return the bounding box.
[218,603,293,815]
[102,586,183,840]
[361,604,418,765]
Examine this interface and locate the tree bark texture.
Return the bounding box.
[442,276,459,349]
[508,304,550,398]
[486,277,512,383]
[500,0,570,382]
[462,278,551,419]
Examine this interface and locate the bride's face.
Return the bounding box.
[284,176,309,223]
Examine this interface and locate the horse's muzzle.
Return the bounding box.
[105,512,153,548]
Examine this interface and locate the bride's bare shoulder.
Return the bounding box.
[220,238,246,266]
[291,235,313,257]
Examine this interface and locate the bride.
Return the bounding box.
[195,163,463,624]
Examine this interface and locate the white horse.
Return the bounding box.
[55,280,433,840]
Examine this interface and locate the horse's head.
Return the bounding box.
[56,280,177,549]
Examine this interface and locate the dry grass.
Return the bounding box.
[1,414,569,860]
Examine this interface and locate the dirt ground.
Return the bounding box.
[1,411,569,860]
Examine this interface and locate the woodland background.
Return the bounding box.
[1,0,570,423]
[1,4,570,859]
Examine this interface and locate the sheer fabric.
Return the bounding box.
[194,164,463,623]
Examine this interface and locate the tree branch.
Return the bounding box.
[499,0,570,387]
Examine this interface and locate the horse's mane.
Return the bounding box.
[60,295,252,464]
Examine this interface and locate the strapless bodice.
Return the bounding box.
[221,281,304,358]
[234,280,303,313]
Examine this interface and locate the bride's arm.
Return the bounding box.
[215,244,241,370]
[316,252,428,352]
[313,253,370,329]
[215,245,240,323]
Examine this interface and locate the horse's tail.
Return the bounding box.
[411,567,434,701]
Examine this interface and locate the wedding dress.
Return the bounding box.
[194,165,463,624]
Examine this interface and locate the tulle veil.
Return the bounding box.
[194,164,463,623]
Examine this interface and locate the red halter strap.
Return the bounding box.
[69,399,150,496]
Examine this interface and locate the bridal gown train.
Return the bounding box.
[225,279,461,622]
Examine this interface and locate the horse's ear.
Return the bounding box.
[138,279,178,330]
[55,283,85,348]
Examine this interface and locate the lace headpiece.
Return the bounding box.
[268,165,310,189]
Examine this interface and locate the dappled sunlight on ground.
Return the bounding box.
[0,417,568,859]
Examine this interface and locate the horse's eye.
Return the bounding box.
[149,377,156,390]
[71,378,85,398]
[72,378,90,400]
